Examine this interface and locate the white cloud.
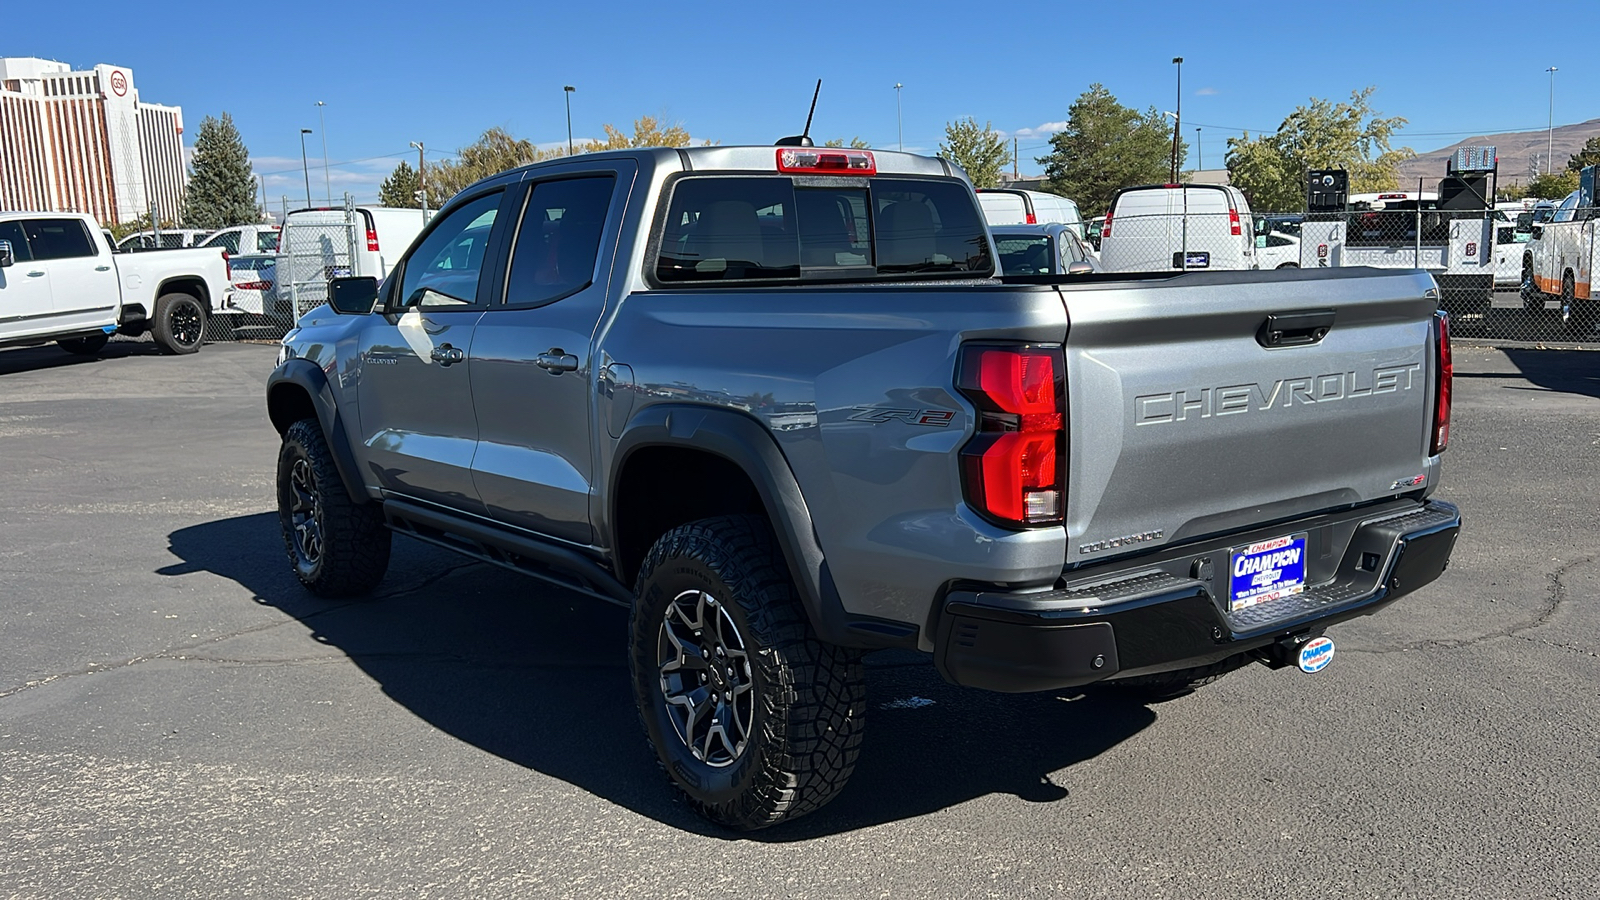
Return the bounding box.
[1001,120,1070,141]
[1195,87,1218,96]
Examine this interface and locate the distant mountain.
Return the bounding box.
[1394,118,1600,190]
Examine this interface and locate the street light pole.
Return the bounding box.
[409,141,427,220]
[1196,126,1202,171]
[1546,66,1558,179]
[563,85,576,156]
[316,101,330,205]
[1171,57,1183,182]
[894,83,903,152]
[299,129,313,207]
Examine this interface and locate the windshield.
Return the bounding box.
[656,175,992,284]
[994,236,1053,275]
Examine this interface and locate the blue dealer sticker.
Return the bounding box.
[1298,636,1335,673]
[1228,534,1307,611]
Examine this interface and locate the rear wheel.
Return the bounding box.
[630,515,865,830]
[1560,272,1581,335]
[57,334,109,355]
[152,292,205,355]
[1276,262,1299,269]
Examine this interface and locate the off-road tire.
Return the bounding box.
[630,514,865,831]
[276,418,391,597]
[1108,653,1252,703]
[151,292,205,355]
[57,334,109,355]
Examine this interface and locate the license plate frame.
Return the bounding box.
[1228,533,1308,611]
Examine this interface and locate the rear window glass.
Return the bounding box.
[656,176,991,284]
[994,235,1052,275]
[256,231,280,253]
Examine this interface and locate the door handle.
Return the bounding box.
[535,349,579,374]
[1257,309,1335,348]
[95,265,111,272]
[429,343,466,366]
[27,271,45,277]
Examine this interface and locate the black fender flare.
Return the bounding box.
[265,359,370,505]
[608,404,916,650]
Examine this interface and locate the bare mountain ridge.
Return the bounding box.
[1393,118,1600,190]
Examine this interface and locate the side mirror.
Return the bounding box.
[1531,226,1544,240]
[328,276,380,315]
[1255,218,1270,236]
[0,240,12,268]
[1066,260,1094,275]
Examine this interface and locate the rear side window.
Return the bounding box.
[656,176,991,285]
[203,231,241,253]
[24,218,96,260]
[504,175,616,307]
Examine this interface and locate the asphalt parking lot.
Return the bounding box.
[1,339,1596,899]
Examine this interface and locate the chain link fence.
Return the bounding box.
[203,195,360,343]
[1089,206,1597,344]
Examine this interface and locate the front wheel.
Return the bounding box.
[630,515,865,830]
[152,292,205,355]
[58,334,109,355]
[1521,259,1544,310]
[276,418,391,597]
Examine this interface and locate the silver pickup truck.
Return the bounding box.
[265,146,1460,830]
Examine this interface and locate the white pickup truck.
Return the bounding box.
[0,212,231,355]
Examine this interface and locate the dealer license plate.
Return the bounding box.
[1228,534,1308,611]
[1173,250,1210,269]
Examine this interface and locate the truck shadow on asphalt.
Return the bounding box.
[162,512,1156,839]
[1496,349,1600,399]
[0,340,167,376]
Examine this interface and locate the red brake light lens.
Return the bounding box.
[366,227,380,252]
[957,345,1066,526]
[1025,212,1037,225]
[1229,208,1242,236]
[1431,311,1452,455]
[1100,212,1112,238]
[775,147,876,175]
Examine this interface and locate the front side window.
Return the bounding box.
[504,175,616,307]
[0,220,34,262]
[397,192,501,309]
[1553,193,1579,224]
[24,219,96,260]
[656,175,991,285]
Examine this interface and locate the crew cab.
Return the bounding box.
[265,145,1460,830]
[1522,186,1596,334]
[0,212,231,355]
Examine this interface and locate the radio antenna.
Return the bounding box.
[776,79,822,147]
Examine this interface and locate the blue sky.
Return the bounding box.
[10,0,1597,205]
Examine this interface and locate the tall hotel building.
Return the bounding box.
[0,57,185,226]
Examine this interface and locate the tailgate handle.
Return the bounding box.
[1257,309,1335,348]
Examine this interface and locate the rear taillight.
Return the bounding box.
[234,280,272,291]
[366,227,380,252]
[957,345,1066,527]
[1025,212,1037,225]
[1100,212,1112,238]
[1431,311,1452,455]
[1229,208,1242,236]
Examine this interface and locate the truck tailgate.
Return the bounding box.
[1059,267,1440,567]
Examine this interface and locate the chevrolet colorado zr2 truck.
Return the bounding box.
[265,145,1461,830]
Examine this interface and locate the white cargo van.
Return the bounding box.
[275,206,428,317]
[1097,183,1257,272]
[977,189,1085,239]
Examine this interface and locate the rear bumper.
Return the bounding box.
[934,499,1460,692]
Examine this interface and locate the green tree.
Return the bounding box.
[184,112,259,228]
[377,160,443,209]
[1225,88,1411,211]
[1036,84,1183,216]
[939,117,1011,188]
[1527,171,1579,199]
[1565,136,1600,174]
[824,137,871,148]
